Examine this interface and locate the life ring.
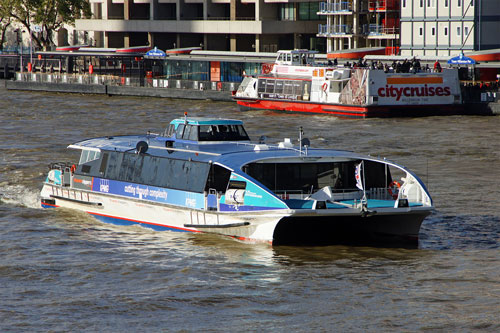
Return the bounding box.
[387,181,401,199]
[262,63,274,74]
[70,164,76,174]
[322,82,328,92]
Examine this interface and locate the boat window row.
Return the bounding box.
[243,161,392,195]
[79,150,101,165]
[258,79,309,97]
[171,124,250,141]
[77,151,212,193]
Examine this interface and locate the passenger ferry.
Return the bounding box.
[40,115,433,246]
[233,49,463,118]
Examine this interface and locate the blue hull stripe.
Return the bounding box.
[41,200,196,233]
[88,212,196,233]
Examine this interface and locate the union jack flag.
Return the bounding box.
[355,162,363,190]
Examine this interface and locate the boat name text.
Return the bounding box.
[124,184,168,200]
[378,84,451,101]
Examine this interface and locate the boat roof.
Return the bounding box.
[68,116,407,173]
[68,132,386,172]
[169,117,244,126]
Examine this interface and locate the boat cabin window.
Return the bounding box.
[79,149,101,165]
[266,79,275,92]
[175,124,185,138]
[243,161,391,195]
[259,79,307,97]
[275,80,284,94]
[329,81,343,93]
[171,123,249,142]
[284,81,294,95]
[103,151,210,193]
[205,164,232,192]
[165,124,175,137]
[198,124,249,141]
[188,126,198,141]
[182,125,195,140]
[307,53,315,64]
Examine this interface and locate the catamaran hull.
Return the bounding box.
[273,211,430,247]
[40,183,285,242]
[235,97,463,118]
[41,183,430,246]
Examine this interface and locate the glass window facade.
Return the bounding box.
[299,2,320,21]
[280,4,295,21]
[162,59,262,83]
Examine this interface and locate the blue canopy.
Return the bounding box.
[145,47,166,58]
[447,53,476,65]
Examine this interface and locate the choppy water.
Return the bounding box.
[0,88,499,331]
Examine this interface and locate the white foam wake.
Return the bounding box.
[0,183,41,209]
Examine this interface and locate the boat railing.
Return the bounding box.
[231,141,301,153]
[366,187,394,201]
[275,187,397,201]
[49,162,73,173]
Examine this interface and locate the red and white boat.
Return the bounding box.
[234,50,463,118]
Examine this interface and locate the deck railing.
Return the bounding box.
[14,71,239,92]
[275,188,395,201]
[368,24,399,35]
[318,1,353,14]
[318,24,353,35]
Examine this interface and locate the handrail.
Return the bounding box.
[318,24,353,35]
[319,1,353,13]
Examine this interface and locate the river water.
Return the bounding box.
[1,88,499,331]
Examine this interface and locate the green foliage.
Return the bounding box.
[2,0,91,49]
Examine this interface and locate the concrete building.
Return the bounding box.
[317,0,400,53]
[400,0,500,57]
[74,0,326,52]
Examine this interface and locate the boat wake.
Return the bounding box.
[0,183,41,209]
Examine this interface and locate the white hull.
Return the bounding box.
[41,183,286,242]
[41,183,430,246]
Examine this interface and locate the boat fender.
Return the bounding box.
[70,164,76,174]
[322,82,328,93]
[136,141,149,154]
[387,181,401,200]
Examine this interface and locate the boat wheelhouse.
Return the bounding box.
[234,49,463,118]
[41,116,433,246]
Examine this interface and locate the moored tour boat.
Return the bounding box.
[41,115,434,246]
[233,49,463,118]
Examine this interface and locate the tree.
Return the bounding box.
[0,0,13,50]
[6,0,91,50]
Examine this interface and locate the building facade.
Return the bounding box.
[400,0,500,57]
[74,0,326,52]
[317,0,400,53]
